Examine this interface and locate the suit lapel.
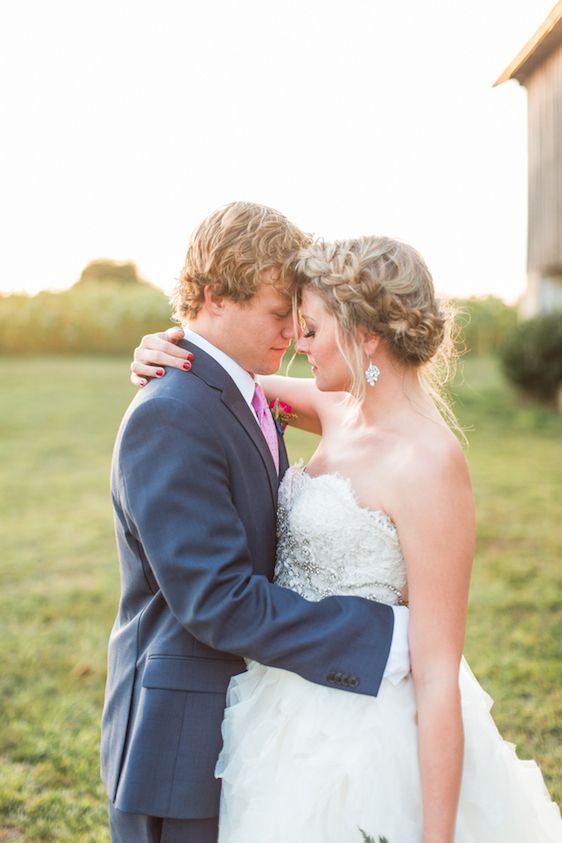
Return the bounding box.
[278,429,289,480]
[220,380,279,505]
[179,339,279,506]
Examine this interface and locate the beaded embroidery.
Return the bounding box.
[274,464,407,606]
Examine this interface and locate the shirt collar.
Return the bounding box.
[184,327,256,410]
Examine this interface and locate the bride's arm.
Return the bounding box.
[129,329,331,434]
[390,442,475,843]
[256,374,342,435]
[130,328,192,386]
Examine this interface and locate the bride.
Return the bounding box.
[130,235,561,841]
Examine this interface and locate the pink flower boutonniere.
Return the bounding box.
[269,398,298,434]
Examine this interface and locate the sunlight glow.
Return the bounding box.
[0,0,556,302]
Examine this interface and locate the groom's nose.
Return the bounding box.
[281,323,295,340]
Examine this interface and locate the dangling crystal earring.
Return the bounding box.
[365,358,381,387]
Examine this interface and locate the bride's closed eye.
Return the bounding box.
[303,330,316,338]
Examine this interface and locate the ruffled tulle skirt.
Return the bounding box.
[215,658,561,842]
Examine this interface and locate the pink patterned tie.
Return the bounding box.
[251,382,279,473]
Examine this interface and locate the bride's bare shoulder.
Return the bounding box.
[392,420,470,493]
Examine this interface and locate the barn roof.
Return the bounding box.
[494,1,562,86]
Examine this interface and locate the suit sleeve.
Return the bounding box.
[117,394,395,696]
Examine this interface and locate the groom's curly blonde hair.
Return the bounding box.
[172,202,311,321]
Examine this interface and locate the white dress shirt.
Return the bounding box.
[184,327,410,685]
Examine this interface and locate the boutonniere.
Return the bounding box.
[269,398,297,434]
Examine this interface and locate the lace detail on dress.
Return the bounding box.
[274,463,407,605]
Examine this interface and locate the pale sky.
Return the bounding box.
[0,0,556,302]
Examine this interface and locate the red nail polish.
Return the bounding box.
[183,361,191,370]
[156,369,164,377]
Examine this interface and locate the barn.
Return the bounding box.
[495,2,562,316]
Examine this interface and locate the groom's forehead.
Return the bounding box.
[253,278,293,309]
[263,292,292,313]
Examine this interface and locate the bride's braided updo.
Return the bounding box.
[296,235,447,365]
[295,235,458,422]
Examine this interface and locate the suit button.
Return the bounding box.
[335,672,343,684]
[348,676,360,688]
[327,672,336,682]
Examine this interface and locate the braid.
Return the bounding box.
[297,236,449,365]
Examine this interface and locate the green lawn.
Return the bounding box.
[0,355,560,841]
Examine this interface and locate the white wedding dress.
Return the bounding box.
[215,464,562,842]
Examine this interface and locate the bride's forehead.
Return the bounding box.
[300,288,327,316]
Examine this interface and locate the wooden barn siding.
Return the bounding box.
[526,44,562,272]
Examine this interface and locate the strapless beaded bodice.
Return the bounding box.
[274,463,407,606]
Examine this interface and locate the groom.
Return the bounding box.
[102,201,409,842]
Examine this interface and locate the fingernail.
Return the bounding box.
[183,361,191,370]
[156,369,164,377]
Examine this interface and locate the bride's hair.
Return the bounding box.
[295,235,461,431]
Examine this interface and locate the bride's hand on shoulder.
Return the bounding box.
[130,327,193,387]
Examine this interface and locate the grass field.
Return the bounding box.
[0,355,560,841]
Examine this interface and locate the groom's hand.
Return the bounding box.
[130,327,192,387]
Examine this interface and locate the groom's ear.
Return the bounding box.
[203,285,226,316]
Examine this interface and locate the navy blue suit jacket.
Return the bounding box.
[101,340,395,819]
